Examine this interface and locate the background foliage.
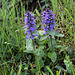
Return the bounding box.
[0,0,75,75]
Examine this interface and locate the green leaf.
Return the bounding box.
[24,39,34,54]
[48,30,55,35]
[50,52,57,63]
[39,46,44,50]
[39,35,48,41]
[55,32,64,37]
[48,52,51,58]
[39,30,45,35]
[38,50,44,57]
[31,69,39,74]
[26,39,33,50]
[24,50,34,54]
[35,9,40,16]
[39,59,44,68]
[35,59,44,69]
[46,66,54,75]
[33,30,38,35]
[66,46,73,56]
[24,64,29,70]
[55,66,65,70]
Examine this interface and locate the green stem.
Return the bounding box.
[37,0,41,11]
[49,35,53,52]
[32,39,36,51]
[32,39,41,75]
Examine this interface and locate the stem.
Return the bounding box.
[32,39,36,51]
[37,0,41,11]
[49,35,53,52]
[32,39,41,74]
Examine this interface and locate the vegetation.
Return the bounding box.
[0,0,75,75]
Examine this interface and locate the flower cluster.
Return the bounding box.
[41,8,55,34]
[24,8,55,39]
[24,11,38,40]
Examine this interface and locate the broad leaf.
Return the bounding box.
[39,35,48,41]
[48,52,51,58]
[55,66,65,70]
[26,39,33,50]
[55,32,64,37]
[24,50,34,54]
[39,30,45,35]
[48,30,55,35]
[38,50,44,57]
[39,59,44,68]
[50,52,57,63]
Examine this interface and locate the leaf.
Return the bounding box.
[35,9,40,16]
[39,59,44,68]
[24,50,34,54]
[39,35,48,41]
[39,30,45,35]
[48,30,55,35]
[48,52,51,58]
[46,66,54,75]
[55,66,65,70]
[24,39,34,54]
[33,30,38,35]
[39,46,44,50]
[66,46,73,55]
[24,64,29,70]
[35,59,44,69]
[48,38,57,51]
[38,50,44,57]
[56,45,63,48]
[50,52,57,63]
[26,39,33,50]
[55,32,64,37]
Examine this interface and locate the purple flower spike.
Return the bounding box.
[24,11,38,40]
[41,8,55,35]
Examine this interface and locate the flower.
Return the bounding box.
[24,11,38,40]
[41,8,55,35]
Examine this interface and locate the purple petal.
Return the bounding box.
[50,24,54,28]
[51,16,55,20]
[24,17,27,24]
[50,11,53,13]
[24,31,27,34]
[34,25,37,29]
[31,36,34,40]
[45,28,48,31]
[24,25,28,28]
[51,20,55,23]
[31,21,35,24]
[27,23,30,26]
[42,22,46,25]
[31,17,34,20]
[24,14,26,16]
[51,14,55,16]
[27,31,31,35]
[55,31,57,33]
[26,35,30,39]
[44,32,47,34]
[49,28,53,31]
[35,34,38,36]
[46,21,50,23]
[30,27,35,32]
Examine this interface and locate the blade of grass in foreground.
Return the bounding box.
[18,61,22,75]
[46,66,54,75]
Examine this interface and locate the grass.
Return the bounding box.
[0,0,75,75]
